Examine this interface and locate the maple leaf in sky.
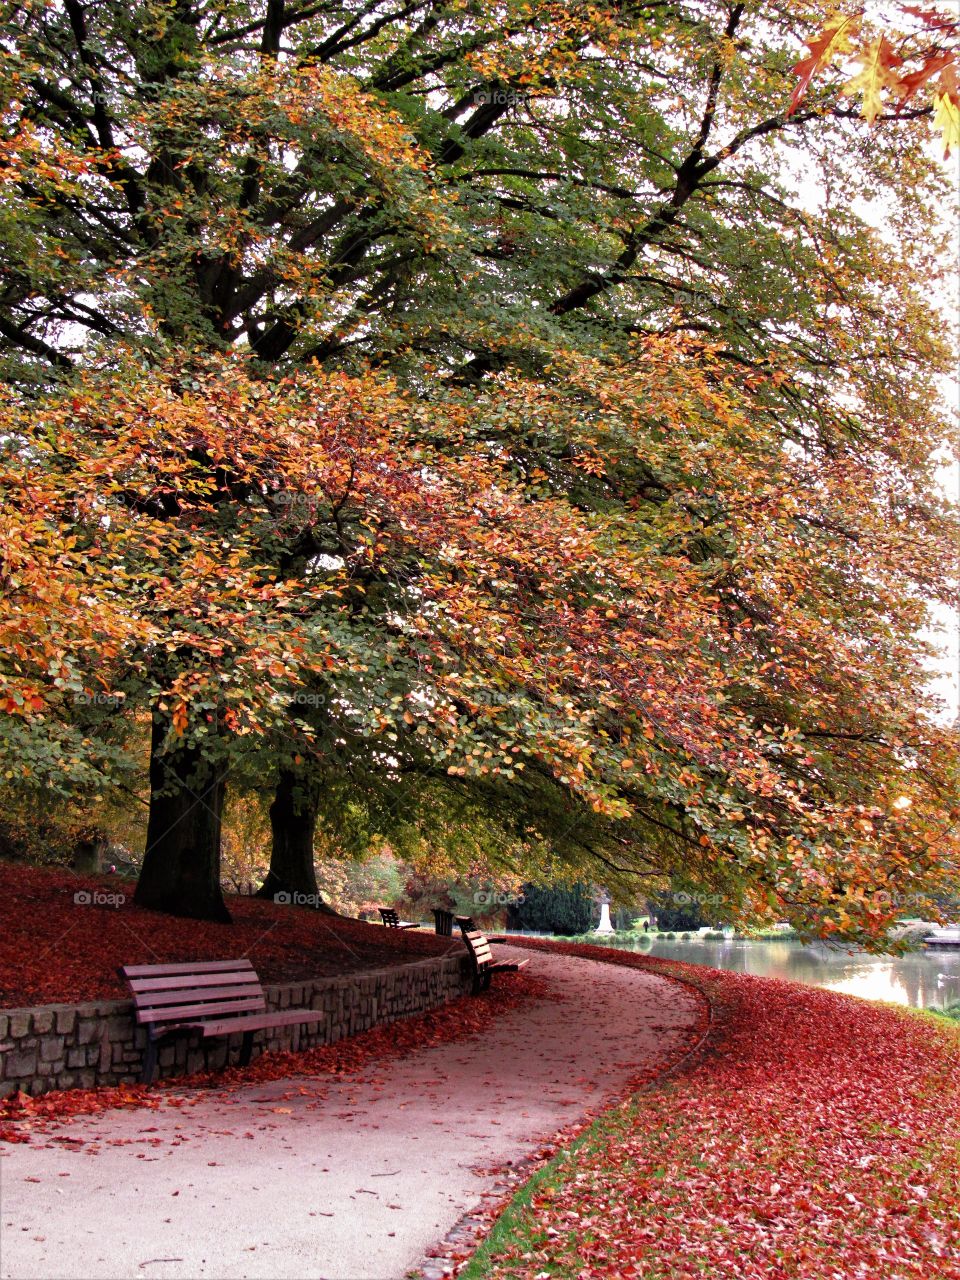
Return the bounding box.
[788,12,861,116]
[890,51,956,106]
[841,35,905,123]
[933,65,960,155]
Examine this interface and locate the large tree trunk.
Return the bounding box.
[257,767,329,905]
[134,712,231,922]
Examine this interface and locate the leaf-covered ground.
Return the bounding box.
[460,939,960,1280]
[0,861,456,1006]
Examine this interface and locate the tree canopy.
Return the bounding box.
[1,0,957,943]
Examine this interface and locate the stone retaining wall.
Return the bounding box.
[0,954,472,1098]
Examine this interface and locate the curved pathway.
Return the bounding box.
[0,947,701,1280]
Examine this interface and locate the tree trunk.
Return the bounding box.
[257,767,329,906]
[134,713,231,922]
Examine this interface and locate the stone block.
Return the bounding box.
[76,1018,100,1046]
[32,1010,54,1035]
[55,1008,77,1035]
[4,1048,38,1077]
[8,1013,30,1038]
[40,1035,65,1063]
[67,1049,86,1069]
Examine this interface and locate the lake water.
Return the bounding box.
[581,935,960,1010]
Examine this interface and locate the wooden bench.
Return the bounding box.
[120,959,325,1084]
[455,917,530,994]
[378,907,418,929]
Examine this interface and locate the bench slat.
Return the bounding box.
[122,960,256,978]
[130,983,265,1009]
[199,1009,325,1037]
[136,996,266,1025]
[126,971,260,994]
[460,934,492,956]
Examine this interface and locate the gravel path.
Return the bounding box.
[0,947,701,1280]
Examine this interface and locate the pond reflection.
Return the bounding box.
[583,936,960,1009]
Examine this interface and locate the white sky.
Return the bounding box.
[924,452,960,724]
[923,145,960,725]
[792,147,959,725]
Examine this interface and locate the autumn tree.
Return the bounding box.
[1,0,958,940]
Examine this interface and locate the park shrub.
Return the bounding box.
[507,883,594,936]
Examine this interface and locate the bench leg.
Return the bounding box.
[142,1035,158,1085]
[239,1030,255,1067]
[471,968,493,995]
